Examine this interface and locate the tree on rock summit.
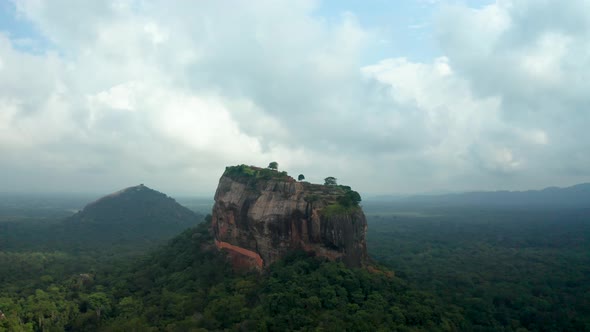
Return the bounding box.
[268,162,278,170]
[324,177,337,186]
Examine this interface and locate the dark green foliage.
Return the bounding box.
[0,186,201,254]
[105,248,462,331]
[0,213,462,331]
[267,161,278,170]
[223,164,292,182]
[224,164,257,177]
[321,185,363,217]
[324,176,337,186]
[250,253,462,331]
[336,187,362,207]
[0,220,222,331]
[366,205,590,332]
[320,203,360,218]
[297,174,305,181]
[62,185,200,251]
[2,193,589,331]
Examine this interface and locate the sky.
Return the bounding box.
[1,0,589,196]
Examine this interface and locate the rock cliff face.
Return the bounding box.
[211,166,368,270]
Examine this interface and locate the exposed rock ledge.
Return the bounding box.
[211,165,368,270]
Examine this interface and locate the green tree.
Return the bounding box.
[338,190,361,207]
[298,174,305,181]
[324,177,337,186]
[268,162,278,170]
[87,292,111,321]
[118,296,142,318]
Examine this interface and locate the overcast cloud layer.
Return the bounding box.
[1,0,589,195]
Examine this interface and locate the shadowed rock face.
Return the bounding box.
[211,167,368,269]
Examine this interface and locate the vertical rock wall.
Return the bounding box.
[211,169,368,269]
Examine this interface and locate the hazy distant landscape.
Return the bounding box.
[2,0,590,330]
[0,184,588,330]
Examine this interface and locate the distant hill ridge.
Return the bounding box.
[401,183,590,207]
[68,184,195,224]
[83,185,145,208]
[63,184,202,249]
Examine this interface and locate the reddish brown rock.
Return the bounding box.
[211,165,368,270]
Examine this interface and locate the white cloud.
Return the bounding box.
[521,32,570,85]
[1,0,589,194]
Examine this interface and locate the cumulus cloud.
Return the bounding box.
[434,0,590,185]
[0,0,588,194]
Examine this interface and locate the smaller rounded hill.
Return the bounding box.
[63,184,201,249]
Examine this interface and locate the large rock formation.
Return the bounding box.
[211,165,368,269]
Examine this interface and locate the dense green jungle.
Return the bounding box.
[0,193,589,331]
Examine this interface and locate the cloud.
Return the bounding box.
[434,0,590,182]
[1,0,376,193]
[0,0,589,194]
